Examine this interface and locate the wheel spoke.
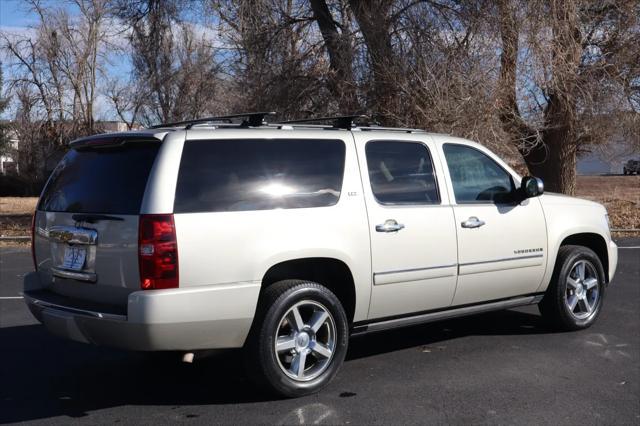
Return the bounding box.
[584,277,598,290]
[566,277,579,289]
[276,336,296,353]
[275,300,337,382]
[291,351,307,378]
[567,295,578,311]
[311,342,332,359]
[576,262,586,280]
[309,310,329,333]
[289,306,305,332]
[579,297,592,314]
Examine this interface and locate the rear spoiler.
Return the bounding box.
[69,132,167,150]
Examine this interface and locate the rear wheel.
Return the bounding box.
[244,280,349,397]
[539,245,605,330]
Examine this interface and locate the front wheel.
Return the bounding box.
[244,280,349,397]
[539,245,605,330]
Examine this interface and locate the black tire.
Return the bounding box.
[623,168,628,175]
[538,245,606,331]
[244,280,349,397]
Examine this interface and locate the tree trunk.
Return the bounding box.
[309,0,359,112]
[349,0,396,123]
[496,0,581,195]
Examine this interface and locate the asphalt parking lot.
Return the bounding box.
[0,240,638,425]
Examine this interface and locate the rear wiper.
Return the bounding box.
[72,214,124,223]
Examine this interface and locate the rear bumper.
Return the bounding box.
[24,272,260,351]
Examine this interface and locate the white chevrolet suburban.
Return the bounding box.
[24,113,618,397]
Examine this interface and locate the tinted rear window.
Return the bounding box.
[366,141,440,204]
[39,143,159,214]
[174,139,345,213]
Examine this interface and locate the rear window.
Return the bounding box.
[174,139,345,213]
[366,141,440,205]
[39,142,160,214]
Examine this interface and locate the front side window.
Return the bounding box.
[174,139,345,213]
[443,144,515,204]
[365,141,440,205]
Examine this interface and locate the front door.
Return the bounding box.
[355,136,458,319]
[441,143,548,306]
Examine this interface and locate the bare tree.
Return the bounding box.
[348,0,396,122]
[26,0,114,134]
[212,0,339,118]
[2,0,637,194]
[115,0,224,125]
[1,0,115,186]
[309,0,359,112]
[0,64,11,155]
[497,0,640,194]
[104,78,144,129]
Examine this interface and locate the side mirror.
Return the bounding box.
[521,176,544,198]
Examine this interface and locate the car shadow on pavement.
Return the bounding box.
[0,308,551,423]
[347,308,552,360]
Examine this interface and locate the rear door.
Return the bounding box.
[354,135,458,320]
[33,138,161,306]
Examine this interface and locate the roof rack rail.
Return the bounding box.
[280,115,368,130]
[358,125,425,133]
[147,112,276,129]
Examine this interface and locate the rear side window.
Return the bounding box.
[365,141,440,205]
[174,139,346,213]
[39,143,160,214]
[443,143,515,204]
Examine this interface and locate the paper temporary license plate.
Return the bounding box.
[62,246,87,271]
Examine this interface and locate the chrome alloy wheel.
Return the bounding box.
[565,260,600,320]
[274,300,337,382]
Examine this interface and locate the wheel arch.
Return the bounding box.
[558,233,609,283]
[260,257,357,323]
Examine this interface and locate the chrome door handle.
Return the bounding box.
[461,216,485,228]
[376,219,405,233]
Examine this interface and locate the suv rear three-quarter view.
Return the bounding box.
[24,113,618,397]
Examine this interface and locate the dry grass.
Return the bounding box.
[0,197,37,244]
[575,175,640,233]
[0,176,638,243]
[0,197,38,215]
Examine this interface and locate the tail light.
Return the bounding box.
[138,214,179,290]
[31,211,37,270]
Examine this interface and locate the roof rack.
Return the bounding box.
[146,111,427,133]
[279,115,368,130]
[147,112,276,129]
[357,125,426,133]
[278,115,424,133]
